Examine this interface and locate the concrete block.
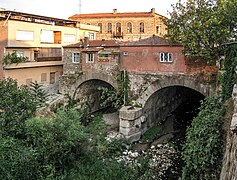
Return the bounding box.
[120,119,134,128]
[119,106,143,120]
[124,131,142,143]
[120,126,141,136]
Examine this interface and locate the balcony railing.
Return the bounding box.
[113,32,123,38]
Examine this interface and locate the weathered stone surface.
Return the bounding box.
[124,131,142,142]
[119,106,142,120]
[120,126,140,136]
[231,113,237,131]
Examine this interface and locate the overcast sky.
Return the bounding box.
[0,0,179,19]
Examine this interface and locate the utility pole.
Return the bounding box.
[79,0,81,14]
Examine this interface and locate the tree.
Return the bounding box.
[2,52,28,66]
[0,78,36,138]
[29,81,49,108]
[165,0,237,62]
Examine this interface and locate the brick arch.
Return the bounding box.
[136,75,216,107]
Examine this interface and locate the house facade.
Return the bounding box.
[0,10,99,85]
[63,36,218,76]
[69,8,167,42]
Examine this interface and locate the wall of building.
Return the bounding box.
[4,64,62,85]
[120,46,187,73]
[63,48,82,75]
[7,20,81,48]
[76,14,166,41]
[0,20,8,79]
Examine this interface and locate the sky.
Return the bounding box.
[0,0,179,19]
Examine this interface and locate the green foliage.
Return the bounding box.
[2,52,28,66]
[98,86,122,109]
[29,81,49,108]
[221,44,237,101]
[166,0,237,62]
[26,108,88,177]
[57,153,137,180]
[182,97,224,180]
[117,70,130,106]
[0,78,36,138]
[98,70,130,109]
[0,137,40,180]
[141,124,161,142]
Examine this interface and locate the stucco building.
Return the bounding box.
[69,8,167,41]
[62,36,217,76]
[0,10,99,85]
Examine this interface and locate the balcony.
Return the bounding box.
[113,32,123,38]
[3,61,63,69]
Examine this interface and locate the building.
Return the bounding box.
[0,10,99,85]
[63,38,121,75]
[62,36,217,76]
[69,8,167,41]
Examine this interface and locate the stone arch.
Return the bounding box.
[137,75,216,107]
[67,72,118,98]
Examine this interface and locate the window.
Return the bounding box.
[86,53,94,63]
[16,30,34,41]
[88,32,95,40]
[14,50,24,57]
[140,22,144,33]
[108,23,112,33]
[72,52,80,63]
[34,51,39,61]
[41,30,54,43]
[64,34,76,43]
[156,24,162,34]
[160,52,173,62]
[40,30,61,44]
[98,23,102,33]
[127,22,132,33]
[41,73,47,82]
[116,22,121,33]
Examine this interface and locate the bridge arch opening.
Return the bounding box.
[142,85,205,139]
[73,79,115,113]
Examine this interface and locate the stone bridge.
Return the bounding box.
[60,70,217,142]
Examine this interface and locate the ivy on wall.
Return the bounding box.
[221,43,237,101]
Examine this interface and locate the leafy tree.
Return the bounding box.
[0,78,36,138]
[2,52,28,66]
[29,81,49,108]
[26,108,88,177]
[182,97,224,179]
[165,0,237,62]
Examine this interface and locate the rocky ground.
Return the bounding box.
[106,131,182,180]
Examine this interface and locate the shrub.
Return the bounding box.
[0,78,36,138]
[182,97,224,180]
[26,108,88,177]
[0,136,40,180]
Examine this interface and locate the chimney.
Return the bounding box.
[113,9,117,14]
[151,8,155,15]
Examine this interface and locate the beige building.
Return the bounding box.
[0,10,99,85]
[69,8,167,41]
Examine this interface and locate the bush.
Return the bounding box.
[0,137,40,180]
[182,97,224,180]
[26,108,88,178]
[0,78,36,138]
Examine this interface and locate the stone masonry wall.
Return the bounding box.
[220,85,237,179]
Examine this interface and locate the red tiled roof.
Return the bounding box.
[64,40,122,48]
[69,12,160,20]
[122,36,181,46]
